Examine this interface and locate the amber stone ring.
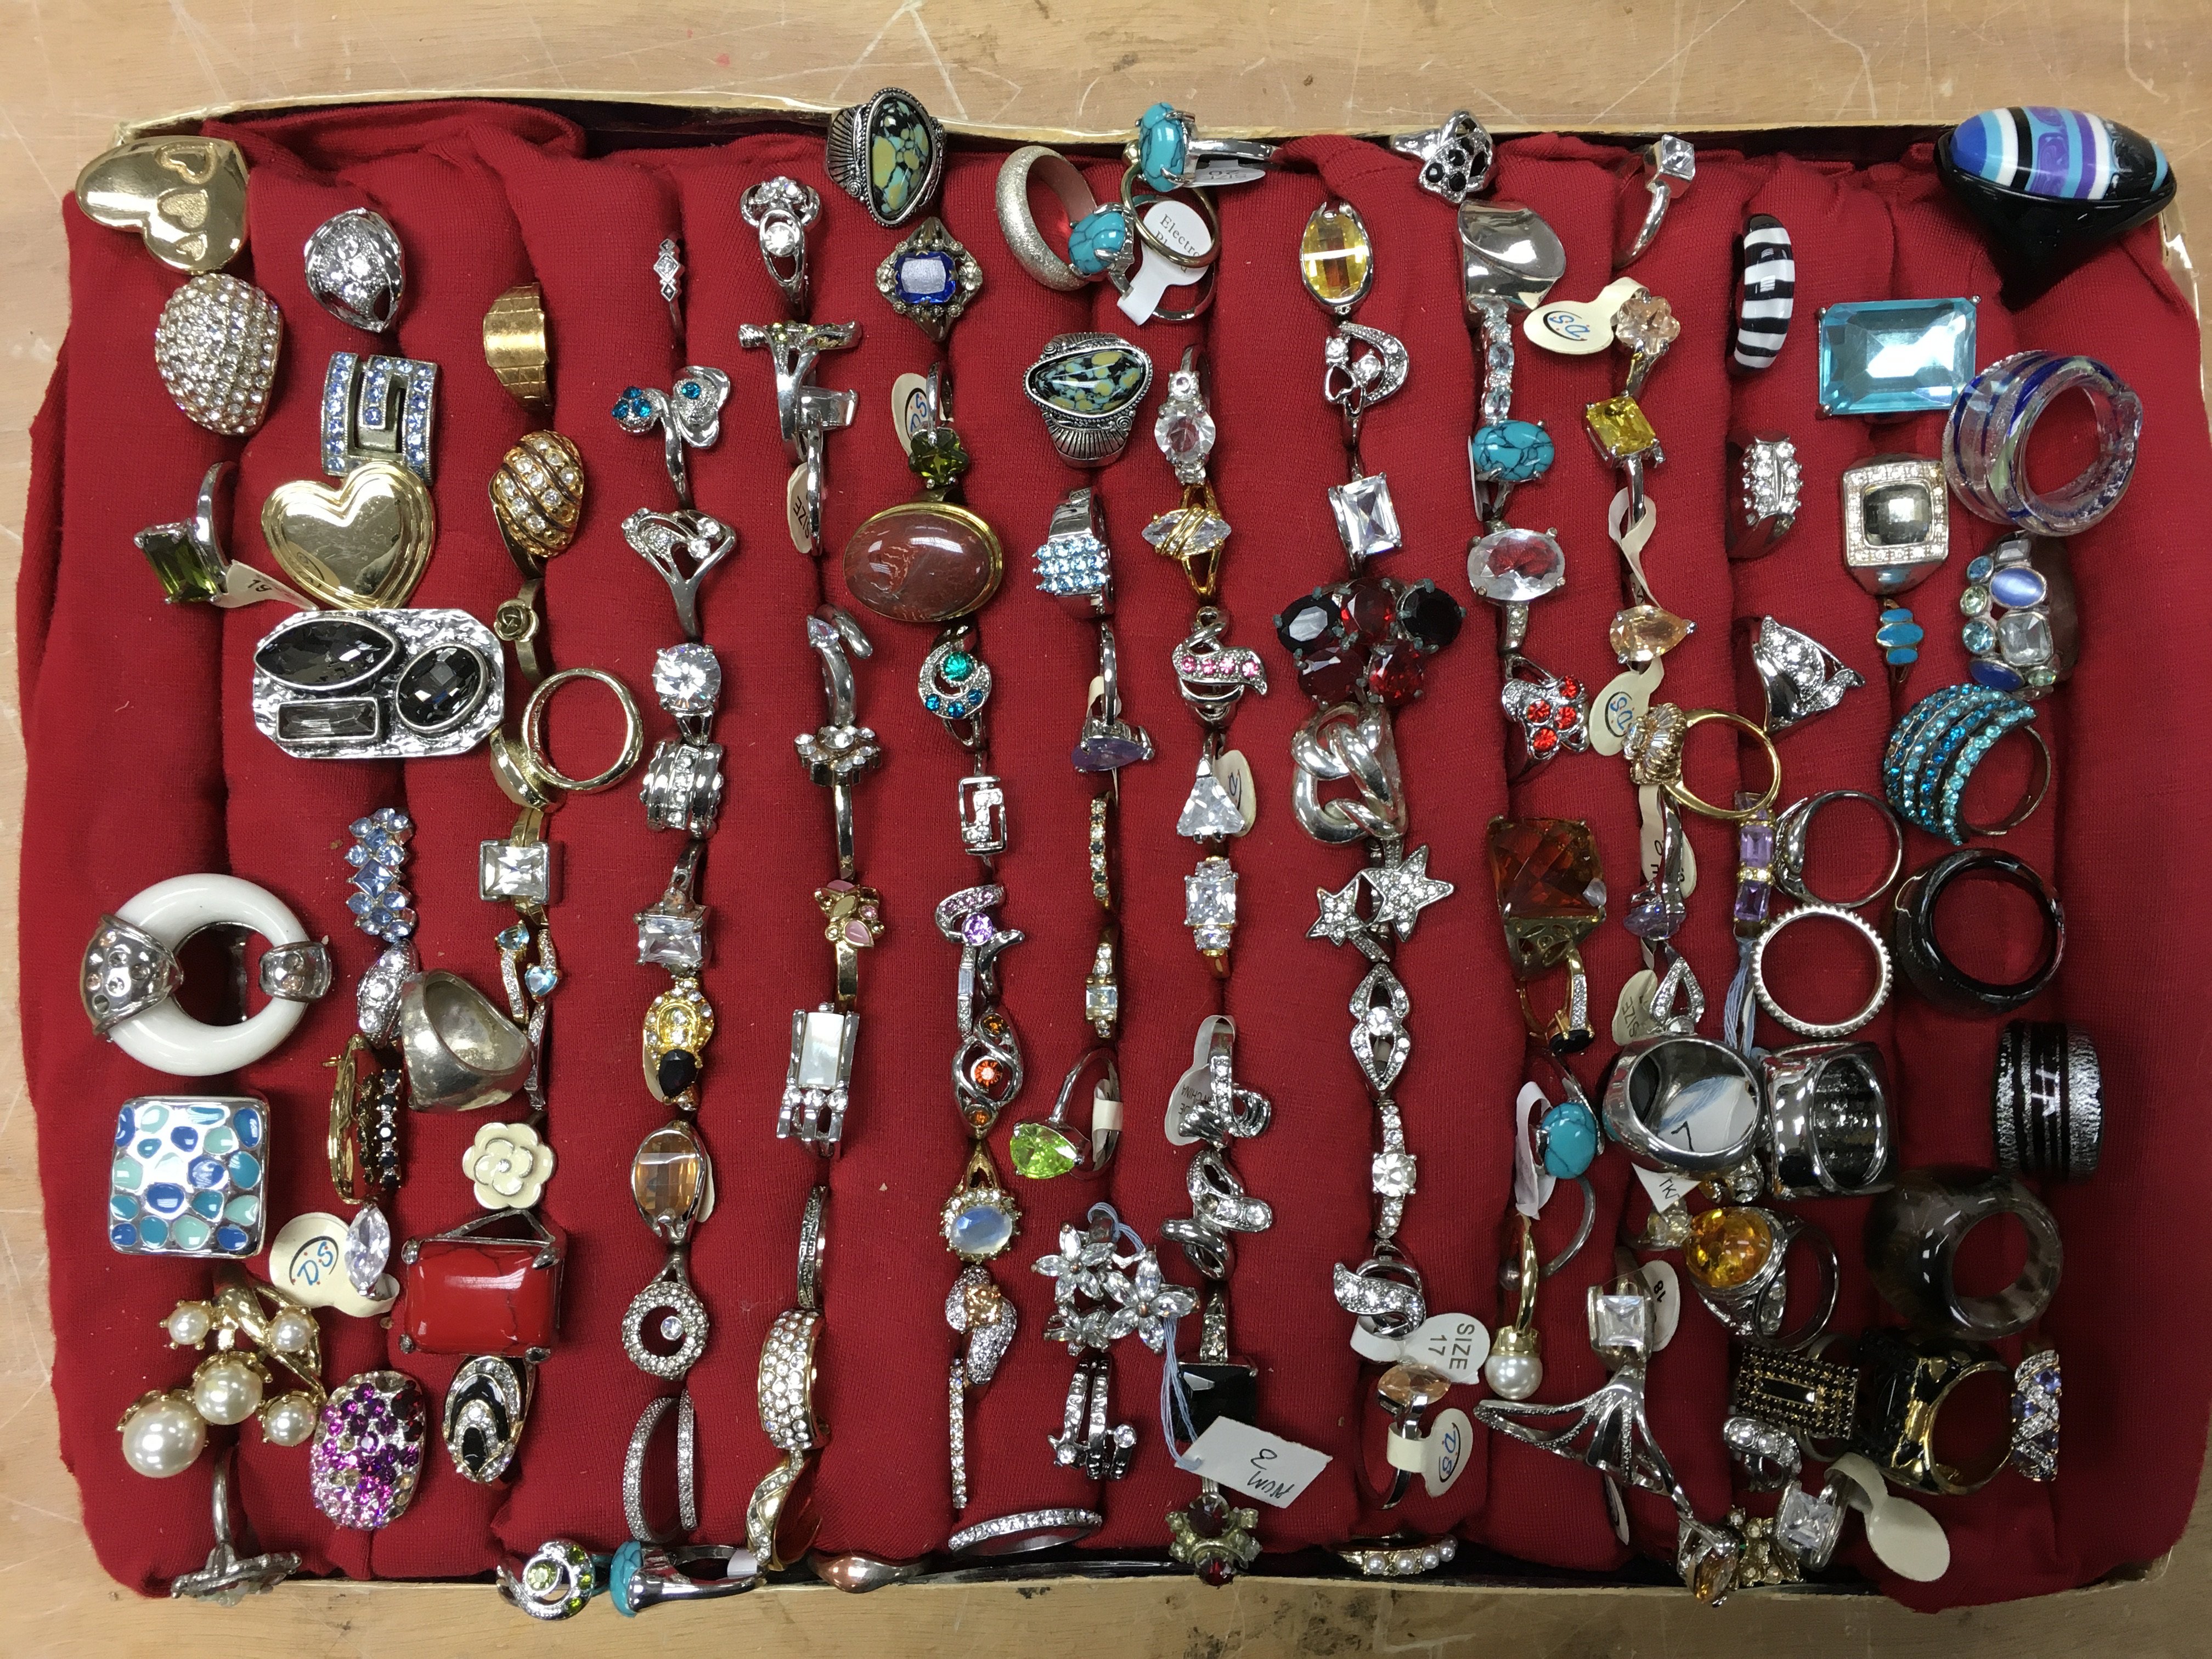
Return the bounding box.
[1681,1204,1839,1352]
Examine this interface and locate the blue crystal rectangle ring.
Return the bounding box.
[1816,298,1977,417]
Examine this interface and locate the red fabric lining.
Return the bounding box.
[24,103,2212,1610]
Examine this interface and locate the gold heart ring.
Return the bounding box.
[75,137,250,274]
[261,463,436,610]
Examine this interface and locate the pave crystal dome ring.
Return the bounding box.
[304,207,405,331]
[83,874,330,1075]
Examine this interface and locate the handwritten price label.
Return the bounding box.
[1178,1416,1331,1509]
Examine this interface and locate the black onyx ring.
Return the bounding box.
[1888,848,2064,1016]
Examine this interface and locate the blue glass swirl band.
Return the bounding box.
[1944,349,2142,536]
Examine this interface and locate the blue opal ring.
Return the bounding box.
[1945,349,2142,536]
[1958,533,2076,696]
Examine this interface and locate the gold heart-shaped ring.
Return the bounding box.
[74,137,250,274]
[261,462,436,610]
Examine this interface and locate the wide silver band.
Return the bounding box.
[396,969,532,1113]
[622,1390,698,1544]
[1601,1033,1763,1176]
[946,1508,1103,1558]
[1760,1041,1894,1198]
[1750,902,1893,1039]
[996,145,1098,291]
[641,738,726,836]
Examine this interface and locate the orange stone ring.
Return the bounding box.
[1626,704,1780,823]
[1681,1204,1839,1351]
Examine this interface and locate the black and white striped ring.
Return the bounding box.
[1731,214,1795,371]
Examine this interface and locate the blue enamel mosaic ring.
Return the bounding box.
[110,1096,268,1257]
[1938,106,2176,306]
[1883,684,2049,844]
[825,87,944,227]
[1945,350,2142,537]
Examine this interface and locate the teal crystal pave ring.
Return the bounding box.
[1817,297,1976,417]
[1127,102,1277,193]
[1938,106,2176,306]
[1945,350,2142,538]
[1883,684,2051,845]
[826,87,945,228]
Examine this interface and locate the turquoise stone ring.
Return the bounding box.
[1023,332,1154,466]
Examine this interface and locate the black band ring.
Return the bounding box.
[1993,1020,2102,1181]
[1888,848,2064,1015]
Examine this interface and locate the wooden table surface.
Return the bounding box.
[4,3,2209,1654]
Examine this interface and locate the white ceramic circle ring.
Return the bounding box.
[108,874,311,1075]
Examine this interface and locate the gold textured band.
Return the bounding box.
[482,281,552,412]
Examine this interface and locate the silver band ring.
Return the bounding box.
[1775,791,1904,910]
[622,1390,698,1544]
[995,146,1098,291]
[1751,902,1894,1040]
[1601,1034,1763,1177]
[946,1508,1104,1558]
[395,968,533,1113]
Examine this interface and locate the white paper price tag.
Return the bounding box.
[1117,201,1210,326]
[1424,1407,1475,1497]
[1614,968,1664,1043]
[1522,276,1644,356]
[1637,783,1697,895]
[270,1212,396,1317]
[1178,1417,1331,1509]
[1588,660,1663,757]
[1091,1084,1122,1137]
[1827,1453,1951,1581]
[1630,1163,1702,1220]
[1513,1081,1556,1218]
[216,565,312,610]
[785,464,814,554]
[889,372,931,454]
[1637,1260,1681,1351]
[1215,749,1256,835]
[1347,1312,1491,1381]
[1403,1314,1491,1385]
